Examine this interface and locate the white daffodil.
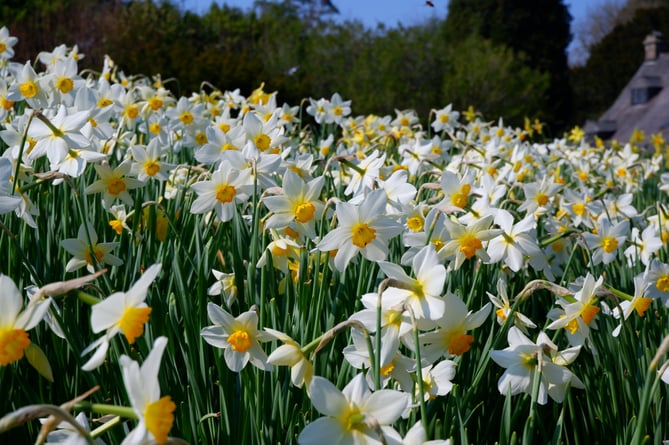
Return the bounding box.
[200,303,272,372]
[644,259,669,305]
[262,170,325,239]
[60,222,123,273]
[81,264,161,371]
[130,138,175,182]
[189,162,253,223]
[487,210,543,272]
[208,269,238,308]
[490,327,584,405]
[298,374,409,445]
[440,214,501,270]
[417,360,457,401]
[265,327,313,389]
[419,293,491,362]
[317,189,403,272]
[487,277,536,334]
[28,103,90,163]
[0,274,51,367]
[582,216,629,265]
[546,273,602,348]
[612,275,652,337]
[377,244,446,322]
[84,161,143,207]
[119,336,176,445]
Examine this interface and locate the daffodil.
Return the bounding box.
[189,162,253,223]
[490,327,584,405]
[208,269,238,308]
[0,26,18,60]
[316,189,403,272]
[416,360,456,401]
[119,336,176,445]
[84,161,143,207]
[440,214,501,270]
[298,374,409,445]
[26,105,91,168]
[262,170,325,239]
[0,274,51,367]
[582,216,629,265]
[81,264,161,371]
[546,273,603,348]
[377,244,446,322]
[60,222,123,273]
[612,275,652,337]
[487,277,536,334]
[644,259,669,305]
[200,303,272,372]
[419,293,491,362]
[265,328,313,389]
[130,138,175,182]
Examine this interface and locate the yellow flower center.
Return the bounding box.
[432,239,445,252]
[221,143,236,152]
[144,160,161,177]
[19,81,38,99]
[294,202,315,223]
[581,304,600,326]
[144,395,176,444]
[572,202,585,216]
[119,307,152,344]
[125,105,139,119]
[380,361,395,376]
[0,328,30,366]
[109,219,124,235]
[84,246,105,265]
[448,333,474,355]
[1,97,13,110]
[536,193,549,207]
[656,276,669,292]
[215,184,236,204]
[0,43,5,53]
[459,233,482,259]
[333,106,343,116]
[228,329,252,352]
[407,216,424,232]
[451,184,471,208]
[351,223,376,248]
[270,244,288,257]
[179,111,194,125]
[495,307,508,321]
[284,226,299,239]
[149,123,161,134]
[601,237,618,253]
[440,114,449,123]
[254,133,271,151]
[56,77,74,94]
[149,97,163,111]
[634,297,653,317]
[98,98,113,108]
[195,132,207,145]
[107,178,127,195]
[341,405,365,432]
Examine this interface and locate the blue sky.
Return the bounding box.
[179,0,609,30]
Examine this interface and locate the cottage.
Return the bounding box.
[584,31,669,143]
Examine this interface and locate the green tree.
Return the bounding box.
[441,35,549,124]
[444,0,572,129]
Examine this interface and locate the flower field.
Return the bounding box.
[2,27,669,444]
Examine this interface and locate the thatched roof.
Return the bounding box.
[585,31,669,143]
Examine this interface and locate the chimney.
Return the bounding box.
[644,31,666,61]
